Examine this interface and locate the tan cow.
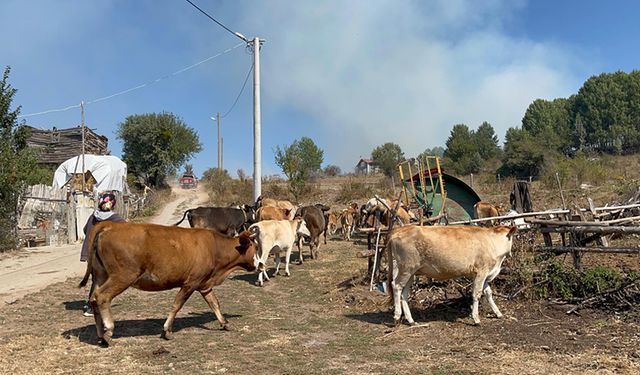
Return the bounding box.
[474,201,501,226]
[338,208,356,241]
[387,225,517,325]
[257,197,296,220]
[249,218,311,286]
[79,222,257,346]
[256,206,290,221]
[325,212,338,236]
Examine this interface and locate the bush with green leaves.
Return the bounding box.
[274,137,324,201]
[0,67,38,250]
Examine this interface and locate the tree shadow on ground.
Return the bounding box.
[62,311,241,346]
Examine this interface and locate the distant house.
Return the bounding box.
[25,125,109,168]
[355,158,379,175]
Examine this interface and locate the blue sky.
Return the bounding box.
[2,1,638,178]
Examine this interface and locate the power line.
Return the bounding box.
[183,0,248,42]
[221,62,254,119]
[18,43,244,118]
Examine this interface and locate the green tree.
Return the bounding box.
[274,137,324,200]
[474,121,501,160]
[444,124,480,175]
[117,112,202,187]
[0,67,38,250]
[323,164,341,177]
[184,164,194,175]
[417,146,445,161]
[574,71,632,151]
[498,127,547,178]
[371,142,405,177]
[522,98,572,154]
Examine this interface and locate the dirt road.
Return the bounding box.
[0,184,209,304]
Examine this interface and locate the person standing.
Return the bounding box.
[79,191,126,316]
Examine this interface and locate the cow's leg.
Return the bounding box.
[272,249,281,277]
[162,286,195,340]
[400,275,415,325]
[311,237,320,260]
[471,273,489,325]
[482,284,502,318]
[200,289,229,330]
[283,245,293,277]
[89,269,107,340]
[297,236,304,264]
[257,268,270,286]
[93,278,131,346]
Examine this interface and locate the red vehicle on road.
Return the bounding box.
[179,174,198,189]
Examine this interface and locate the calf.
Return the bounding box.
[474,201,500,226]
[325,212,338,236]
[295,205,326,262]
[338,208,356,241]
[248,218,311,286]
[387,225,517,325]
[174,205,255,235]
[79,222,257,346]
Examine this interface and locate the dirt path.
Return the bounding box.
[0,184,209,305]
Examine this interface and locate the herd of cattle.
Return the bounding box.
[80,196,515,346]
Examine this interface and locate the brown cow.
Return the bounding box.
[294,205,326,262]
[256,197,296,220]
[79,221,257,346]
[474,201,500,226]
[387,225,517,325]
[256,206,290,221]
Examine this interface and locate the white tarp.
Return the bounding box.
[53,154,128,192]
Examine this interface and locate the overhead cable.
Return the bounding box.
[183,0,248,42]
[18,42,244,118]
[221,62,253,119]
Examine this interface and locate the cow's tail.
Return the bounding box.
[174,209,192,226]
[248,223,259,238]
[78,223,106,288]
[386,234,395,306]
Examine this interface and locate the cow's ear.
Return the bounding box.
[507,226,517,239]
[237,231,253,253]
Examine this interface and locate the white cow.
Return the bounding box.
[387,224,517,325]
[249,218,310,286]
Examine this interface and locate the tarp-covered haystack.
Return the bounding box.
[53,154,128,193]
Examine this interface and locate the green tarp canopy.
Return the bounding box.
[404,169,481,222]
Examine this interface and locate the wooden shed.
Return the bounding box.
[25,125,109,168]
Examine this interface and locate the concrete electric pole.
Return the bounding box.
[252,37,263,202]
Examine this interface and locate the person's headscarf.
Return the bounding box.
[95,192,117,220]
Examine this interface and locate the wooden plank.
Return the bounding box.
[541,246,640,254]
[528,215,640,226]
[539,225,640,234]
[448,209,570,225]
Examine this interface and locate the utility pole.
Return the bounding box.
[252,37,263,202]
[221,137,224,171]
[80,101,86,192]
[216,112,221,170]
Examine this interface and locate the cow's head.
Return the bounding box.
[240,204,256,223]
[236,231,257,272]
[294,217,311,238]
